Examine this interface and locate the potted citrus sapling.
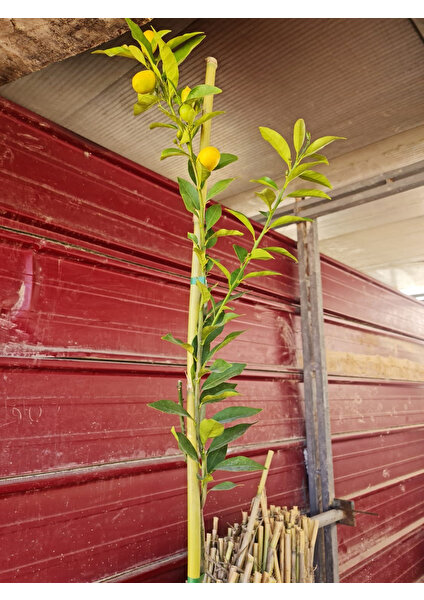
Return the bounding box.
[94,19,344,582]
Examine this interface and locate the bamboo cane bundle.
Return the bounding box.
[203,495,319,582]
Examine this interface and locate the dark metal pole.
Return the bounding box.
[296,215,339,583]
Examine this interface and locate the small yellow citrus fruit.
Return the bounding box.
[132,70,156,94]
[180,103,196,124]
[198,146,221,171]
[181,86,191,103]
[144,30,155,44]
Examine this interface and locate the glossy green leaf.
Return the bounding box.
[209,330,245,357]
[92,45,134,59]
[195,111,225,127]
[201,390,240,405]
[269,215,313,229]
[206,178,234,201]
[167,32,205,50]
[299,170,332,188]
[173,35,206,64]
[202,362,246,392]
[255,188,276,209]
[286,189,331,200]
[175,430,198,462]
[157,38,179,94]
[208,423,254,452]
[250,248,274,261]
[207,444,227,473]
[214,456,266,472]
[226,208,255,240]
[209,359,232,373]
[303,135,346,157]
[259,126,291,168]
[208,257,231,283]
[243,270,281,279]
[200,419,225,445]
[306,153,329,165]
[213,229,244,238]
[286,161,329,183]
[209,481,239,491]
[125,19,155,62]
[178,177,200,213]
[149,122,178,130]
[128,44,147,65]
[186,85,222,101]
[200,382,238,403]
[133,93,157,115]
[147,399,192,420]
[250,176,278,190]
[206,204,222,230]
[233,244,248,264]
[293,118,306,154]
[161,332,193,354]
[215,153,238,170]
[212,406,262,424]
[196,280,211,305]
[263,246,298,263]
[160,148,189,160]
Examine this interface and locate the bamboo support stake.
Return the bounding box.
[236,450,274,568]
[186,56,218,583]
[241,554,255,582]
[284,531,291,583]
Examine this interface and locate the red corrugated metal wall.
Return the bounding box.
[1,98,423,583]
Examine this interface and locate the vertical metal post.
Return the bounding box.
[296,215,339,583]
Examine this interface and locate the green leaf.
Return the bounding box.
[167,32,205,50]
[133,93,157,115]
[157,38,179,93]
[175,430,198,462]
[209,358,232,373]
[125,19,155,62]
[149,122,178,130]
[303,135,346,157]
[215,153,238,170]
[206,178,234,201]
[178,177,200,213]
[161,332,194,354]
[208,257,231,283]
[255,188,276,209]
[250,176,278,190]
[299,170,332,188]
[201,390,240,405]
[250,248,274,261]
[207,444,228,473]
[263,246,298,263]
[128,44,147,65]
[269,215,313,229]
[209,481,239,491]
[214,456,266,472]
[186,85,222,101]
[200,419,225,445]
[259,126,292,168]
[170,34,205,64]
[293,118,306,154]
[233,244,248,264]
[200,382,238,404]
[209,330,245,357]
[212,406,262,424]
[208,423,254,452]
[147,399,192,420]
[160,148,189,160]
[226,208,256,240]
[286,189,331,200]
[206,204,222,231]
[306,153,329,165]
[196,280,211,305]
[92,45,134,59]
[202,362,246,392]
[195,111,225,127]
[286,161,329,183]
[213,229,244,238]
[243,270,281,279]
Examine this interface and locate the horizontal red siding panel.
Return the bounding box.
[1,97,423,583]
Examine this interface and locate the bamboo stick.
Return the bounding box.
[257,525,264,569]
[291,526,297,582]
[273,550,282,583]
[262,571,270,583]
[284,531,291,583]
[299,529,306,583]
[236,450,274,569]
[262,522,270,572]
[186,55,218,584]
[241,554,255,582]
[253,571,262,583]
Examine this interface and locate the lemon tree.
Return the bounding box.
[94,19,344,582]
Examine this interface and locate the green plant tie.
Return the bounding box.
[190,276,206,285]
[187,575,204,583]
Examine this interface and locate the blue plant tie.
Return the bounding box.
[190,276,206,285]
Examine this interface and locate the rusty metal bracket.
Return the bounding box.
[333,498,356,527]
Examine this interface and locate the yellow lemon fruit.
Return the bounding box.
[181,86,191,103]
[132,70,156,94]
[144,30,155,44]
[198,146,221,171]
